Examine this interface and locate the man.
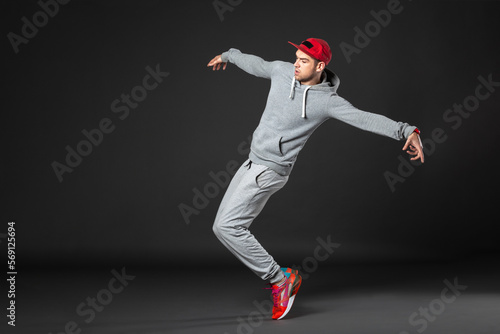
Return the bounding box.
[207,38,424,320]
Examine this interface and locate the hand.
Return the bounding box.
[402,132,424,163]
[207,55,227,71]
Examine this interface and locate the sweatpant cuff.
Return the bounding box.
[269,269,285,284]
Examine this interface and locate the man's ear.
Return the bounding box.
[316,61,325,72]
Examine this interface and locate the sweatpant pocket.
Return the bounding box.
[255,167,288,189]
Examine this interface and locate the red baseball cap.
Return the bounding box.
[288,38,332,65]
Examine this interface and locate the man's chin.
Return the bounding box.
[295,75,313,84]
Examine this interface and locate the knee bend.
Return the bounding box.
[212,219,232,239]
[212,220,224,238]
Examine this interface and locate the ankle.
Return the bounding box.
[275,277,286,286]
[269,270,285,285]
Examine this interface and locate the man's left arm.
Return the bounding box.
[329,96,424,163]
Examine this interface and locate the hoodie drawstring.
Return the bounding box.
[302,86,311,118]
[289,77,310,119]
[289,77,295,100]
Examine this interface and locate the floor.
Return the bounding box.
[11,256,500,334]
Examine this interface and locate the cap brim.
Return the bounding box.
[288,41,319,62]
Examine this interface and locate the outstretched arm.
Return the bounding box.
[207,48,275,79]
[329,96,424,163]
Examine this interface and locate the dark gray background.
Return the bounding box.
[3,0,500,268]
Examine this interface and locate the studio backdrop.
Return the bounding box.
[3,0,500,267]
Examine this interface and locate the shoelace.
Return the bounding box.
[264,283,289,306]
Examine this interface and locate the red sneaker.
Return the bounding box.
[268,271,302,320]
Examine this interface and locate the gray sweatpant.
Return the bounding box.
[213,159,289,282]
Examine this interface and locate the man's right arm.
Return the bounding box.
[207,48,275,79]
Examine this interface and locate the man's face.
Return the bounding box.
[293,49,320,83]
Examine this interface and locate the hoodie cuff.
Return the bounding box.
[402,125,418,139]
[221,50,230,63]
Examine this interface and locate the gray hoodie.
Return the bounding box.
[221,48,417,176]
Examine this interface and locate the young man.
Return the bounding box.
[207,38,424,320]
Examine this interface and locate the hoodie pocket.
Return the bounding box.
[277,137,284,156]
[267,135,284,157]
[252,127,285,160]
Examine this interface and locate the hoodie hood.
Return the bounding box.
[288,68,340,118]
